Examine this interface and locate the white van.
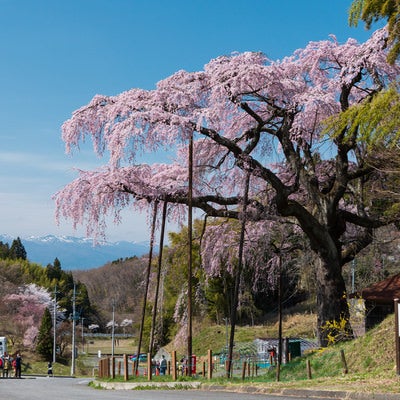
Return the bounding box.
[0,337,7,356]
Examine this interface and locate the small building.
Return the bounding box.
[361,273,400,330]
[254,337,317,363]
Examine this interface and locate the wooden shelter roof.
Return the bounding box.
[361,273,400,303]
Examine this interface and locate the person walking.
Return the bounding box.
[47,361,53,377]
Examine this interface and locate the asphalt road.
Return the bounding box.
[0,376,336,400]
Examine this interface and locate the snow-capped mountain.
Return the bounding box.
[0,234,152,270]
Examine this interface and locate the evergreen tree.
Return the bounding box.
[9,237,27,260]
[46,257,62,282]
[0,241,10,259]
[36,307,53,361]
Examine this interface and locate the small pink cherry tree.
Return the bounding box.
[5,284,52,349]
[55,28,400,346]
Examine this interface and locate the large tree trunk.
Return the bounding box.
[315,255,352,347]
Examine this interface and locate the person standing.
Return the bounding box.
[159,355,167,375]
[15,352,22,378]
[3,352,9,378]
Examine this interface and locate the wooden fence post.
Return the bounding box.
[241,361,247,380]
[207,349,213,380]
[306,359,312,379]
[147,353,152,380]
[103,358,110,378]
[340,349,348,374]
[123,354,129,381]
[172,350,177,381]
[276,361,281,382]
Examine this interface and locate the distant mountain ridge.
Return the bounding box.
[0,234,152,270]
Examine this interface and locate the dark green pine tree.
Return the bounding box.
[9,237,27,260]
[46,257,62,281]
[0,241,10,259]
[36,307,53,361]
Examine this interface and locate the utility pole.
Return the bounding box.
[81,316,85,353]
[111,300,115,359]
[53,285,58,364]
[71,284,78,376]
[187,131,193,376]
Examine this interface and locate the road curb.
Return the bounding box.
[91,380,400,399]
[201,384,400,399]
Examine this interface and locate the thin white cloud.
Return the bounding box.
[0,150,103,173]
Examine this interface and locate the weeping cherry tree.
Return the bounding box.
[55,27,400,346]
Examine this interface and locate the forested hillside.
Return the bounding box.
[72,256,146,327]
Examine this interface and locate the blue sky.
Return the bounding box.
[0,0,379,242]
